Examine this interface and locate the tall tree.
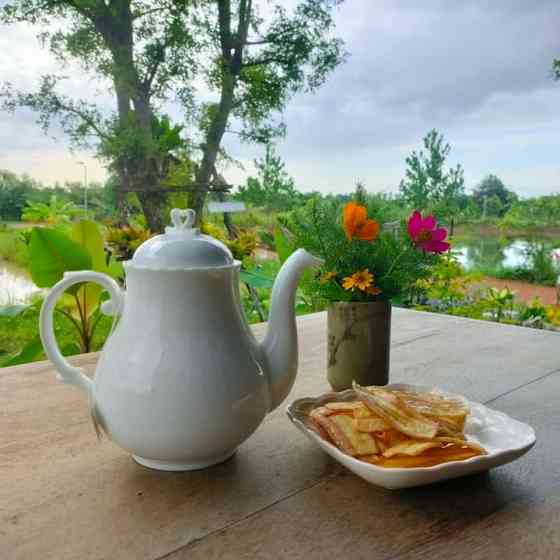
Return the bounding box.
[1,0,345,230]
[399,129,465,218]
[553,58,559,80]
[472,174,517,218]
[1,0,196,231]
[236,144,302,211]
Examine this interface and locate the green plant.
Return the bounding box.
[3,220,124,364]
[483,287,516,323]
[524,242,557,285]
[415,253,475,306]
[519,298,547,326]
[22,195,84,224]
[106,224,153,261]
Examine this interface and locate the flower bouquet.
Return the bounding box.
[282,198,450,389]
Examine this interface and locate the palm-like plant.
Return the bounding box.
[22,195,84,224]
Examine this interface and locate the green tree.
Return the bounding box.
[0,170,36,220]
[1,2,195,231]
[236,144,302,211]
[553,58,559,80]
[472,175,517,218]
[398,129,465,218]
[1,0,345,230]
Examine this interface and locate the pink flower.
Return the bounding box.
[407,210,450,253]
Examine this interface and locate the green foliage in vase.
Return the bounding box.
[280,191,447,303]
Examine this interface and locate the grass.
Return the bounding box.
[0,228,30,268]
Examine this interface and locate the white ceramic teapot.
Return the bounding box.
[40,208,321,471]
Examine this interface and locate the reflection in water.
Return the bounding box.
[454,238,548,271]
[0,261,40,305]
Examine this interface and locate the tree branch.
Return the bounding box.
[241,57,284,68]
[231,0,252,74]
[57,100,110,140]
[131,6,167,20]
[217,0,232,61]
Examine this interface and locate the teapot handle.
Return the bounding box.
[39,271,124,396]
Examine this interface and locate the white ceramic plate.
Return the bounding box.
[286,383,536,490]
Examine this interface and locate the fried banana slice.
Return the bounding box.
[353,406,374,419]
[330,415,378,455]
[325,401,366,413]
[353,417,391,433]
[393,389,469,418]
[382,440,442,458]
[353,383,438,440]
[311,413,356,455]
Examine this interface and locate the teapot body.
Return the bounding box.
[93,264,270,470]
[39,204,322,471]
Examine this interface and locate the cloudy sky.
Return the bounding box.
[0,0,559,197]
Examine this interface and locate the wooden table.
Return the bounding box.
[2,309,559,560]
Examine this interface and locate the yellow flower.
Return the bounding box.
[320,271,337,284]
[342,269,374,292]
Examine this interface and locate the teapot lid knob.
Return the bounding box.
[166,208,197,235]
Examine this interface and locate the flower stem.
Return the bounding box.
[381,247,408,280]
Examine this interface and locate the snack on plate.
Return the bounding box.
[308,384,486,468]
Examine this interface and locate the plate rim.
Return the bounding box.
[286,383,537,475]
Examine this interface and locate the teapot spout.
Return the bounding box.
[260,249,323,411]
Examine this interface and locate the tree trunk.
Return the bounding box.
[104,6,166,232]
[193,67,236,225]
[138,190,165,232]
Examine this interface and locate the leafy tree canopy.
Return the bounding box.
[398,129,465,219]
[472,174,517,217]
[1,0,346,230]
[235,144,303,211]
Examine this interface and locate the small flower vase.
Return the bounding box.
[327,301,391,391]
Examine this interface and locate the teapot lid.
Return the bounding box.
[130,208,234,269]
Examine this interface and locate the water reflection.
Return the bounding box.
[454,238,539,271]
[0,261,40,305]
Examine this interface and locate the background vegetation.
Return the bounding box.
[1,128,560,368]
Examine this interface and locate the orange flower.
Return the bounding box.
[343,202,380,241]
[365,285,382,296]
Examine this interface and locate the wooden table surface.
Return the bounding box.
[2,309,559,560]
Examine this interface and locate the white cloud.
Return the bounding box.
[1,0,560,196]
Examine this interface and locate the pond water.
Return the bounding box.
[453,236,559,272]
[0,261,40,305]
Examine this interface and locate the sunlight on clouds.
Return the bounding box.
[0,148,106,185]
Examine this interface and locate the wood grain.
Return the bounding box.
[1,309,558,559]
